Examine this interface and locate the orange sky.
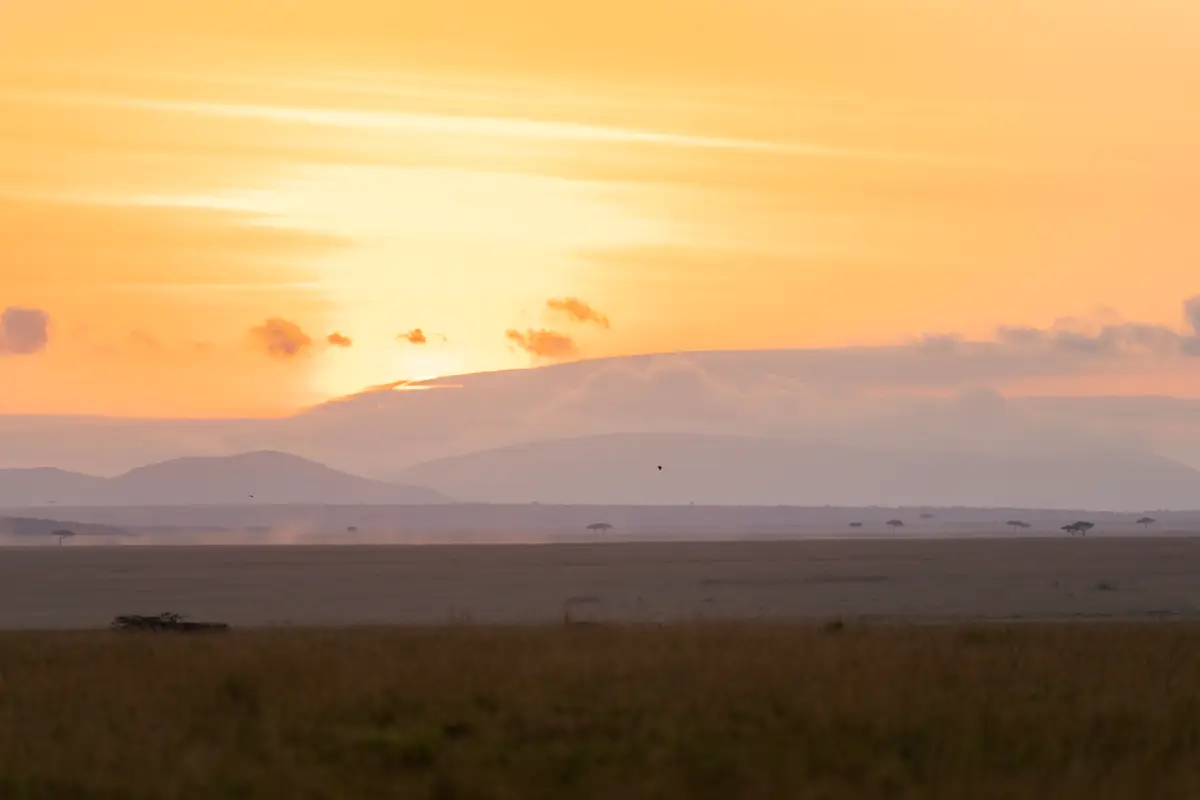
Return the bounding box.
[2,0,1199,416]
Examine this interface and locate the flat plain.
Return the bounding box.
[3,536,1200,628]
[3,623,1200,799]
[5,538,1200,798]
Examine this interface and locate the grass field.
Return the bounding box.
[2,623,1199,799]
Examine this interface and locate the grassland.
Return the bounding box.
[1,624,1199,799]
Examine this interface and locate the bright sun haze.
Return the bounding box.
[2,0,1200,416]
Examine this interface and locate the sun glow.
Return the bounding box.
[141,162,674,398]
[8,0,1200,418]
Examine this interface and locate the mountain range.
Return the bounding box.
[397,432,1200,510]
[4,433,1199,511]
[0,451,449,508]
[6,350,1200,490]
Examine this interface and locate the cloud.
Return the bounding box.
[326,332,353,348]
[0,307,50,355]
[515,355,1159,461]
[545,297,610,329]
[550,357,742,421]
[883,295,1200,371]
[398,328,428,345]
[1186,295,1200,337]
[248,318,312,359]
[505,328,578,359]
[990,320,1193,358]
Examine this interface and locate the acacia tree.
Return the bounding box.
[586,522,613,533]
[1062,521,1095,537]
[886,519,904,530]
[52,528,75,547]
[1137,516,1156,529]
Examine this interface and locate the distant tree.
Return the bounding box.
[849,522,863,528]
[1136,516,1156,529]
[52,528,75,547]
[346,526,359,533]
[920,512,935,520]
[886,519,905,530]
[1005,520,1031,530]
[586,522,613,534]
[1062,521,1095,537]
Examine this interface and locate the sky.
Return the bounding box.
[2,0,1200,418]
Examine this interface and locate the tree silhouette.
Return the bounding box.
[586,522,613,533]
[1136,516,1156,529]
[1006,520,1031,530]
[52,528,75,547]
[920,512,934,520]
[848,522,863,528]
[1062,521,1095,537]
[886,519,904,530]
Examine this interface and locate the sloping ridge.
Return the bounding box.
[0,468,109,507]
[0,451,450,507]
[400,432,1200,510]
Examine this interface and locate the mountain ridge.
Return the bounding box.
[6,434,1200,511]
[397,432,1200,511]
[0,450,450,507]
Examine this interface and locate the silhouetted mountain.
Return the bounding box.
[0,467,109,507]
[6,349,1200,494]
[0,451,450,507]
[399,433,1200,510]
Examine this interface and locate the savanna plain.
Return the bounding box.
[4,538,1200,798]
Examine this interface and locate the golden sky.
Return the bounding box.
[2,0,1199,416]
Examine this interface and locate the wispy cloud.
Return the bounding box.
[505,328,577,359]
[545,297,610,328]
[9,89,974,166]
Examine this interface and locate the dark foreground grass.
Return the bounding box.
[2,624,1200,799]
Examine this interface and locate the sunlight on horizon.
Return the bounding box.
[130,163,678,398]
[3,0,1200,415]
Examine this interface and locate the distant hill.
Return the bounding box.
[0,451,450,507]
[0,468,109,507]
[0,516,129,538]
[399,433,1200,511]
